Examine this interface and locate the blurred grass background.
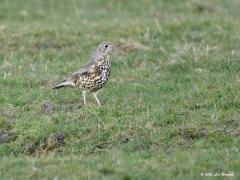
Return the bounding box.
[0,0,240,179]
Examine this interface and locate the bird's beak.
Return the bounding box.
[113,44,120,48]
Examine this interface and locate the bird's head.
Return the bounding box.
[92,41,119,60]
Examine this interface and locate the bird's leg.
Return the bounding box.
[93,93,101,106]
[82,91,86,105]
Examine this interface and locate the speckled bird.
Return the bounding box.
[53,41,118,106]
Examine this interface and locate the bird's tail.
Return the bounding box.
[52,80,75,89]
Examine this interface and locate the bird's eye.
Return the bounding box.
[104,44,108,48]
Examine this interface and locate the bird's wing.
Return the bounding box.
[68,61,98,81]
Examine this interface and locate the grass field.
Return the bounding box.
[0,0,240,179]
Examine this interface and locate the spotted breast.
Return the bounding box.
[73,55,111,92]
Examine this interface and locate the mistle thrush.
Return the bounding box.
[52,41,118,106]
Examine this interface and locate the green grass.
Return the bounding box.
[0,0,240,179]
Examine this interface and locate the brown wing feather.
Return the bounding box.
[68,61,98,81]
